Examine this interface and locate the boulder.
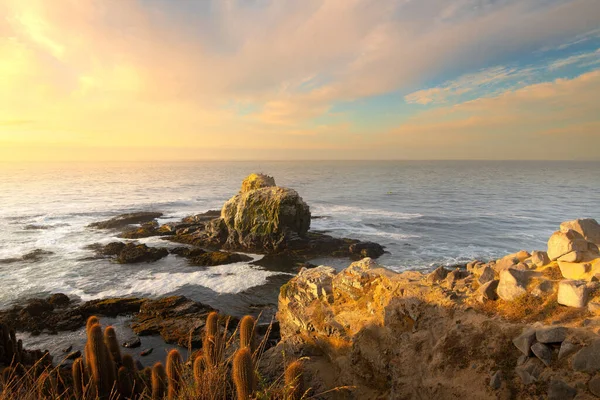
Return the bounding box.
[560,218,600,245]
[572,340,600,373]
[349,242,385,259]
[497,268,529,301]
[478,266,495,284]
[88,212,163,229]
[548,379,577,400]
[531,342,553,367]
[427,266,449,283]
[48,293,70,308]
[588,374,600,397]
[558,260,590,280]
[489,370,502,390]
[494,256,519,272]
[558,340,580,360]
[536,326,568,343]
[557,280,589,308]
[547,229,589,261]
[557,251,583,263]
[513,328,536,356]
[477,279,499,302]
[188,251,252,267]
[116,243,169,264]
[219,176,311,252]
[531,251,550,268]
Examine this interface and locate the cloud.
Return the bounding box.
[386,70,600,159]
[0,0,599,160]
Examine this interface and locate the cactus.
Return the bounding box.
[239,315,256,353]
[72,357,87,400]
[85,316,100,372]
[151,362,167,400]
[118,366,134,398]
[193,354,204,390]
[87,323,116,397]
[285,360,304,400]
[203,311,222,367]
[232,347,255,400]
[122,354,136,374]
[104,326,122,365]
[166,349,183,400]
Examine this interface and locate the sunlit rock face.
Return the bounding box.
[201,173,311,252]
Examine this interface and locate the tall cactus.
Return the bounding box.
[238,315,256,354]
[193,354,204,391]
[151,362,167,400]
[122,354,136,374]
[87,323,116,397]
[285,360,304,400]
[118,366,134,399]
[204,311,221,366]
[104,326,122,366]
[166,349,183,400]
[72,357,87,400]
[85,316,100,372]
[232,347,255,400]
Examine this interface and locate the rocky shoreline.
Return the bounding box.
[2,174,600,398]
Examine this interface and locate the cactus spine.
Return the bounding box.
[285,360,304,400]
[151,362,167,400]
[232,347,255,400]
[166,349,183,400]
[239,315,256,353]
[104,326,122,365]
[87,323,116,397]
[72,357,87,399]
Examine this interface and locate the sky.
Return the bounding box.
[0,0,599,161]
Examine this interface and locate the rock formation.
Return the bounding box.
[264,219,600,399]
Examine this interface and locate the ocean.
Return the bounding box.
[1,160,599,317]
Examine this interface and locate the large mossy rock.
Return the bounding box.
[209,174,311,252]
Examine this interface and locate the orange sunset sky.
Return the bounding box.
[1,0,599,161]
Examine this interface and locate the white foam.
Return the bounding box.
[76,255,284,300]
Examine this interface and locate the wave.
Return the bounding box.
[315,205,423,220]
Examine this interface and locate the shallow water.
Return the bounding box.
[1,160,599,315]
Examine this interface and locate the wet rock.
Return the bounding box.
[78,297,145,316]
[181,210,221,225]
[548,379,577,400]
[572,340,600,373]
[88,212,163,230]
[116,243,168,264]
[48,293,70,308]
[558,280,589,308]
[21,299,54,317]
[140,348,153,357]
[123,337,141,348]
[119,221,163,239]
[531,250,550,267]
[536,326,567,343]
[0,249,54,264]
[531,342,553,367]
[349,242,386,259]
[130,296,216,347]
[169,247,206,258]
[188,251,252,267]
[497,268,529,301]
[513,328,536,356]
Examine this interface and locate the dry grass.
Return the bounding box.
[0,315,314,400]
